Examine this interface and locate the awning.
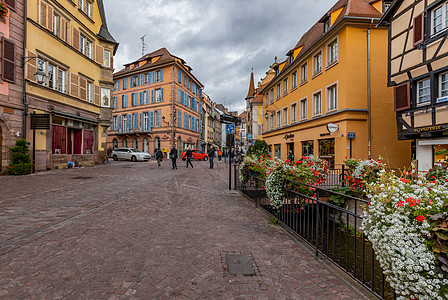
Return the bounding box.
[53,110,99,124]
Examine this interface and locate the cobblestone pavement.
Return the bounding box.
[0,160,369,299]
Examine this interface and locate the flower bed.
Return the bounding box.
[362,168,448,299]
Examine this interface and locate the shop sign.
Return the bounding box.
[3,107,14,114]
[320,133,330,137]
[326,123,339,133]
[414,125,446,133]
[347,132,356,139]
[283,133,294,140]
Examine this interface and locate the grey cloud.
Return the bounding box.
[104,0,336,112]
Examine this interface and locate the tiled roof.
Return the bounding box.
[115,48,180,75]
[96,0,118,53]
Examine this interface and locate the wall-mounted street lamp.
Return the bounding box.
[264,109,275,119]
[21,55,48,84]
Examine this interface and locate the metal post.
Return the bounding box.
[229,149,232,191]
[342,165,345,187]
[315,190,320,258]
[32,112,36,173]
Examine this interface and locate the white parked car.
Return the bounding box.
[112,148,151,162]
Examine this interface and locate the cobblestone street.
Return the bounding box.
[0,160,369,299]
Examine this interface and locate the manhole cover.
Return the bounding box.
[71,176,94,180]
[225,254,255,275]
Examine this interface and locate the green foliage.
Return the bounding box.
[436,149,448,156]
[246,140,270,158]
[6,139,32,175]
[426,165,448,181]
[329,186,354,207]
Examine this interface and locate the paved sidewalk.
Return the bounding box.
[0,160,368,299]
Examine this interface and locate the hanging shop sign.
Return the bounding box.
[326,123,339,133]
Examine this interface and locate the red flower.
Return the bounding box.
[416,215,425,222]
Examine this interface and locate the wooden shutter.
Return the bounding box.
[36,0,41,24]
[39,1,47,27]
[4,0,16,11]
[94,85,100,105]
[79,77,87,101]
[2,37,15,83]
[47,5,54,32]
[72,27,80,51]
[95,44,103,65]
[69,72,79,97]
[413,13,424,47]
[25,49,37,82]
[394,82,411,111]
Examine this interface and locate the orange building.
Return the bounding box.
[108,48,204,156]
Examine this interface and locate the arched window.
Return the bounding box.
[123,139,128,147]
[133,138,138,149]
[155,137,160,150]
[113,138,118,149]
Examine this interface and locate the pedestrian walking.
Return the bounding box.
[223,148,227,163]
[287,150,295,166]
[155,148,163,168]
[169,145,178,170]
[208,146,216,169]
[186,148,194,168]
[217,148,222,162]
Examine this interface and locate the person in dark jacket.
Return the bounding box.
[186,148,193,168]
[287,150,294,165]
[169,145,178,170]
[155,148,163,168]
[208,146,216,169]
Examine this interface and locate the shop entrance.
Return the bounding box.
[319,138,335,168]
[67,128,82,154]
[287,142,294,160]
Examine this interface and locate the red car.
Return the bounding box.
[181,149,209,161]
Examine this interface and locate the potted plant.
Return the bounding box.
[0,3,9,19]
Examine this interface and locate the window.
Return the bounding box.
[123,78,128,90]
[80,34,93,59]
[53,13,60,37]
[101,88,110,107]
[78,0,92,18]
[104,50,111,68]
[86,82,93,103]
[302,140,314,157]
[283,107,288,125]
[300,63,308,83]
[313,92,322,115]
[123,115,128,133]
[291,103,297,123]
[431,2,448,35]
[417,78,431,105]
[155,88,163,102]
[144,113,149,131]
[37,58,67,92]
[291,71,297,90]
[276,83,281,99]
[327,85,337,111]
[283,78,288,95]
[270,89,274,104]
[324,19,331,33]
[328,41,338,65]
[439,73,448,101]
[258,124,263,135]
[300,98,307,120]
[270,114,274,129]
[114,80,120,91]
[276,111,281,127]
[314,52,322,75]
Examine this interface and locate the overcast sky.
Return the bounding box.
[103,0,336,114]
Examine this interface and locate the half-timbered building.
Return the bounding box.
[380,0,448,171]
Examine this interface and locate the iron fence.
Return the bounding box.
[234,165,396,300]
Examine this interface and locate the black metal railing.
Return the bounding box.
[235,167,395,300]
[321,164,345,187]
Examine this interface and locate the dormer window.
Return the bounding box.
[324,19,331,32]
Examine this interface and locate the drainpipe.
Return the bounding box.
[367,26,372,160]
[22,0,28,139]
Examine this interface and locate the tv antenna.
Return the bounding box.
[141,34,148,56]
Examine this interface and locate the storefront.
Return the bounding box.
[319,138,335,168]
[415,138,448,171]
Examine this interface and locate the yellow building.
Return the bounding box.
[261,0,410,168]
[24,0,117,170]
[379,0,448,171]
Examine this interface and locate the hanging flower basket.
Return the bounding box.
[0,3,9,18]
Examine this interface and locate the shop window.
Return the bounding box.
[319,138,335,168]
[302,140,314,157]
[274,144,281,159]
[434,144,448,167]
[113,138,118,149]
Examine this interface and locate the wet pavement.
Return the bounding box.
[0,159,369,299]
